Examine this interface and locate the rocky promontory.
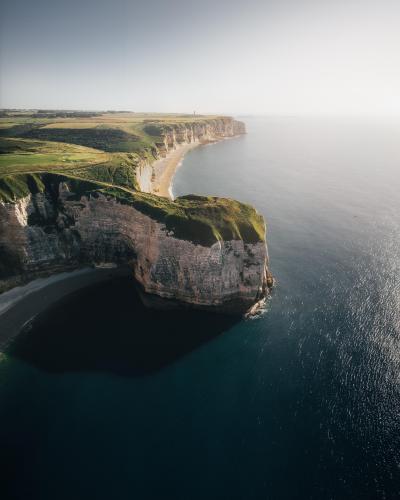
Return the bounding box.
[0,112,272,315]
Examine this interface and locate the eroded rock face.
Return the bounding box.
[0,183,271,314]
[160,118,245,154]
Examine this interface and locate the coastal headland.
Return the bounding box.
[0,110,272,344]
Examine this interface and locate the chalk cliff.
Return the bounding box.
[158,118,246,153]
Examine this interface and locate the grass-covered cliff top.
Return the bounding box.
[0,110,262,247]
[111,191,265,246]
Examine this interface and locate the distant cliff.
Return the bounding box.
[136,117,246,192]
[156,117,246,153]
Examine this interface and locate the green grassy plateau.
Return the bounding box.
[0,110,264,246]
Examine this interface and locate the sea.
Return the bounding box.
[1,116,400,499]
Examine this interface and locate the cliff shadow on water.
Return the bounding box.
[6,276,239,376]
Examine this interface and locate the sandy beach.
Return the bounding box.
[0,266,132,351]
[150,141,200,199]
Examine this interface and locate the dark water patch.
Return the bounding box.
[8,277,237,377]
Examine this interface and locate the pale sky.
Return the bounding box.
[1,0,399,115]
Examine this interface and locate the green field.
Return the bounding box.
[0,139,109,175]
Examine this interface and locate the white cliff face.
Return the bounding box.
[135,161,153,193]
[161,118,245,153]
[0,185,270,314]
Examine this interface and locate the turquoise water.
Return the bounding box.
[1,117,400,499]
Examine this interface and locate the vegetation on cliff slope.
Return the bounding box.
[103,189,265,246]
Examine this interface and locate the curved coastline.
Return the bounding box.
[150,141,199,199]
[0,267,133,351]
[149,135,240,200]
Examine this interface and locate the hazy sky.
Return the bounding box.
[1,0,399,114]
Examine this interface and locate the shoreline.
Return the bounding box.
[149,135,237,199]
[150,141,200,199]
[0,266,132,352]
